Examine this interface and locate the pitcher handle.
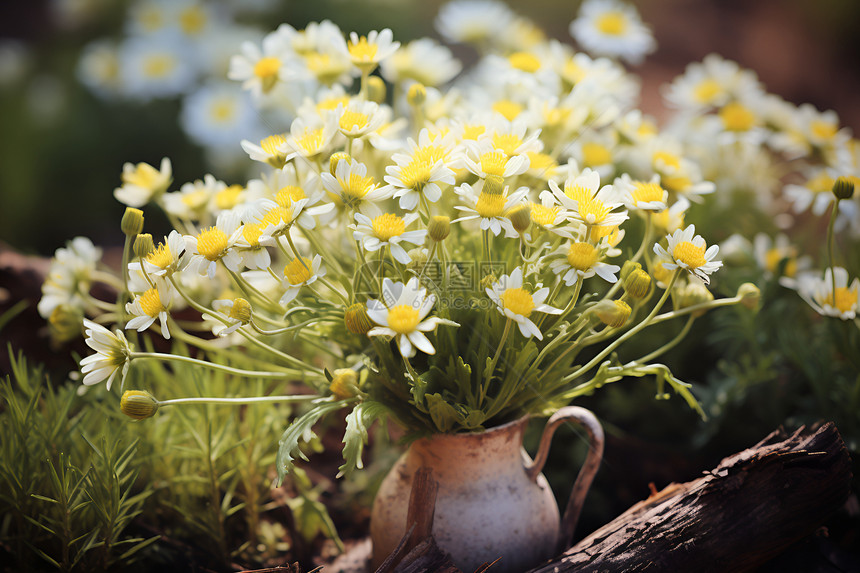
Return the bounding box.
[524,406,604,551]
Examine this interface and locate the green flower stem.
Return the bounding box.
[418,242,438,281]
[649,295,744,326]
[826,198,841,301]
[633,314,696,365]
[605,213,654,301]
[117,234,132,327]
[92,270,125,290]
[169,323,292,373]
[302,228,349,283]
[130,352,300,379]
[87,295,119,312]
[158,394,319,407]
[225,268,280,312]
[236,327,325,375]
[559,269,680,385]
[377,245,387,296]
[481,317,513,405]
[482,230,491,265]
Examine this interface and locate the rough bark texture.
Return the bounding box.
[527,423,852,573]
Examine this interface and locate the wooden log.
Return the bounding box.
[527,423,852,573]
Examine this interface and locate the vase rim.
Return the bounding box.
[418,414,530,442]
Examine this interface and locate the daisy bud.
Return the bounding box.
[48,304,84,344]
[483,174,505,195]
[344,302,374,335]
[229,298,253,324]
[120,390,159,420]
[330,368,359,400]
[507,203,532,234]
[134,233,155,259]
[329,152,352,176]
[407,83,426,106]
[121,207,144,237]
[428,216,451,242]
[737,282,761,310]
[620,260,642,283]
[832,176,855,200]
[593,299,631,328]
[405,248,429,274]
[624,268,652,299]
[677,281,713,317]
[367,76,387,104]
[480,273,498,290]
[650,261,674,288]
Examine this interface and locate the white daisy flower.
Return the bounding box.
[77,40,122,100]
[548,167,628,228]
[567,131,617,180]
[352,212,428,264]
[281,113,338,163]
[113,157,172,208]
[228,26,295,98]
[240,133,289,168]
[646,141,715,200]
[125,281,173,339]
[335,28,400,74]
[435,0,516,47]
[280,254,325,305]
[333,99,388,139]
[652,196,690,234]
[118,34,197,101]
[130,230,186,279]
[320,158,393,219]
[549,239,620,286]
[486,268,562,340]
[783,167,843,218]
[569,0,655,65]
[530,191,573,237]
[379,37,462,87]
[453,181,529,237]
[459,138,530,180]
[79,319,134,390]
[202,298,251,337]
[38,237,102,319]
[752,233,810,279]
[185,211,242,279]
[663,54,762,112]
[230,218,271,270]
[653,224,722,285]
[614,173,668,212]
[180,81,262,153]
[366,277,456,358]
[162,173,226,221]
[385,129,457,210]
[782,267,859,321]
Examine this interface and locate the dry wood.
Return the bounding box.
[527,423,851,573]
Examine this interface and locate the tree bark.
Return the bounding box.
[527,423,852,573]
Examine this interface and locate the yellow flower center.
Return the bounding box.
[492,133,524,156]
[719,102,756,132]
[339,110,370,132]
[500,287,535,317]
[196,227,228,261]
[215,185,243,210]
[276,186,305,208]
[526,152,557,175]
[508,52,541,73]
[631,181,665,205]
[829,287,857,313]
[413,145,446,165]
[179,5,206,35]
[260,134,286,156]
[589,224,620,243]
[242,223,263,247]
[653,151,681,170]
[123,163,162,189]
[142,54,174,78]
[305,52,347,84]
[480,151,509,177]
[348,36,378,62]
[596,11,627,36]
[475,192,506,218]
[693,78,722,104]
[210,99,235,122]
[492,100,523,121]
[398,158,434,190]
[662,174,691,192]
[139,288,165,318]
[253,57,281,79]
[567,242,599,271]
[563,58,585,84]
[317,95,350,112]
[582,142,612,167]
[462,124,486,140]
[807,172,836,193]
[764,248,797,277]
[296,127,325,154]
[387,304,420,334]
[530,202,559,226]
[372,213,406,241]
[336,173,376,205]
[810,120,838,141]
[146,243,172,269]
[181,189,209,209]
[137,6,163,32]
[263,206,293,228]
[673,240,706,269]
[578,197,610,224]
[284,257,313,285]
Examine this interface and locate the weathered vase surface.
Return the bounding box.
[370,417,559,573]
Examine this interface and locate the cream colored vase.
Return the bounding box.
[370,406,604,573]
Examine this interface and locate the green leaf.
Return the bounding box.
[425,393,461,433]
[338,402,389,478]
[275,400,346,486]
